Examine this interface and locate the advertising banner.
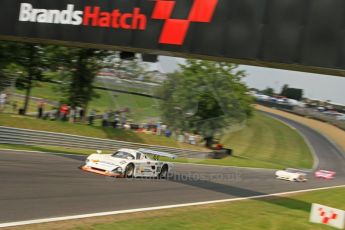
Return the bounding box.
[1,0,345,75]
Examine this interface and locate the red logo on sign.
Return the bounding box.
[319,208,338,224]
[152,0,218,45]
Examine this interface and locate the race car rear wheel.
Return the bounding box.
[159,165,168,179]
[124,164,134,178]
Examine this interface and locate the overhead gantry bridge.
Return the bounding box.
[1,0,345,76]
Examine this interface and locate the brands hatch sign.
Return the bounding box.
[1,0,345,76]
[18,0,218,45]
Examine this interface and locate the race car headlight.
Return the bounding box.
[113,167,123,173]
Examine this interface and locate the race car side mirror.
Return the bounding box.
[96,150,102,154]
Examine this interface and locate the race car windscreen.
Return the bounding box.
[111,151,135,160]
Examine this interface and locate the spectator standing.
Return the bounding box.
[113,112,120,128]
[102,111,109,127]
[189,134,196,145]
[156,122,162,135]
[75,107,81,122]
[50,108,58,120]
[88,109,96,125]
[165,129,172,138]
[69,107,76,123]
[120,113,127,128]
[204,136,214,149]
[59,105,64,120]
[12,101,18,113]
[143,123,148,130]
[123,123,131,130]
[184,132,190,143]
[79,108,85,121]
[0,93,7,112]
[177,133,185,143]
[215,143,223,150]
[161,124,167,134]
[37,100,45,118]
[60,104,69,121]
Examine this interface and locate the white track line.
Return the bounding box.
[0,185,344,228]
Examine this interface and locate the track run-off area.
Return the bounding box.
[0,112,344,227]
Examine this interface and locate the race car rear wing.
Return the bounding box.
[138,148,177,159]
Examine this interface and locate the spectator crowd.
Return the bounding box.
[1,93,205,147]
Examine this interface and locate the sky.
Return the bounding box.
[155,56,345,105]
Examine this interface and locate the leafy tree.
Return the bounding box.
[280,84,289,96]
[0,42,16,92]
[0,41,46,114]
[1,41,112,115]
[157,60,253,147]
[45,46,112,114]
[15,44,47,114]
[0,64,26,92]
[0,71,12,92]
[281,87,303,101]
[280,84,303,100]
[0,41,16,92]
[261,87,275,96]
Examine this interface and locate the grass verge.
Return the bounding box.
[6,187,345,230]
[222,112,313,169]
[0,111,313,169]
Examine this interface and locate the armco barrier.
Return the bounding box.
[291,107,345,131]
[256,101,345,131]
[0,126,209,158]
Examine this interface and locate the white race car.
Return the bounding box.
[81,148,176,178]
[275,170,307,182]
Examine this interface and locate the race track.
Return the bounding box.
[0,112,344,224]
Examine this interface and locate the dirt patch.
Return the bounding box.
[256,105,345,155]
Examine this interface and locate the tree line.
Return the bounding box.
[1,41,254,147]
[261,84,304,101]
[0,41,111,115]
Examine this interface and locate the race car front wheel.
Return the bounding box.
[124,164,134,178]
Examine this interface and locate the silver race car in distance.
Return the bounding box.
[275,169,307,182]
[81,148,176,178]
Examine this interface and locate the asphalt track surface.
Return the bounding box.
[0,112,344,223]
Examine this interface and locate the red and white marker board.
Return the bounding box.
[310,203,345,229]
